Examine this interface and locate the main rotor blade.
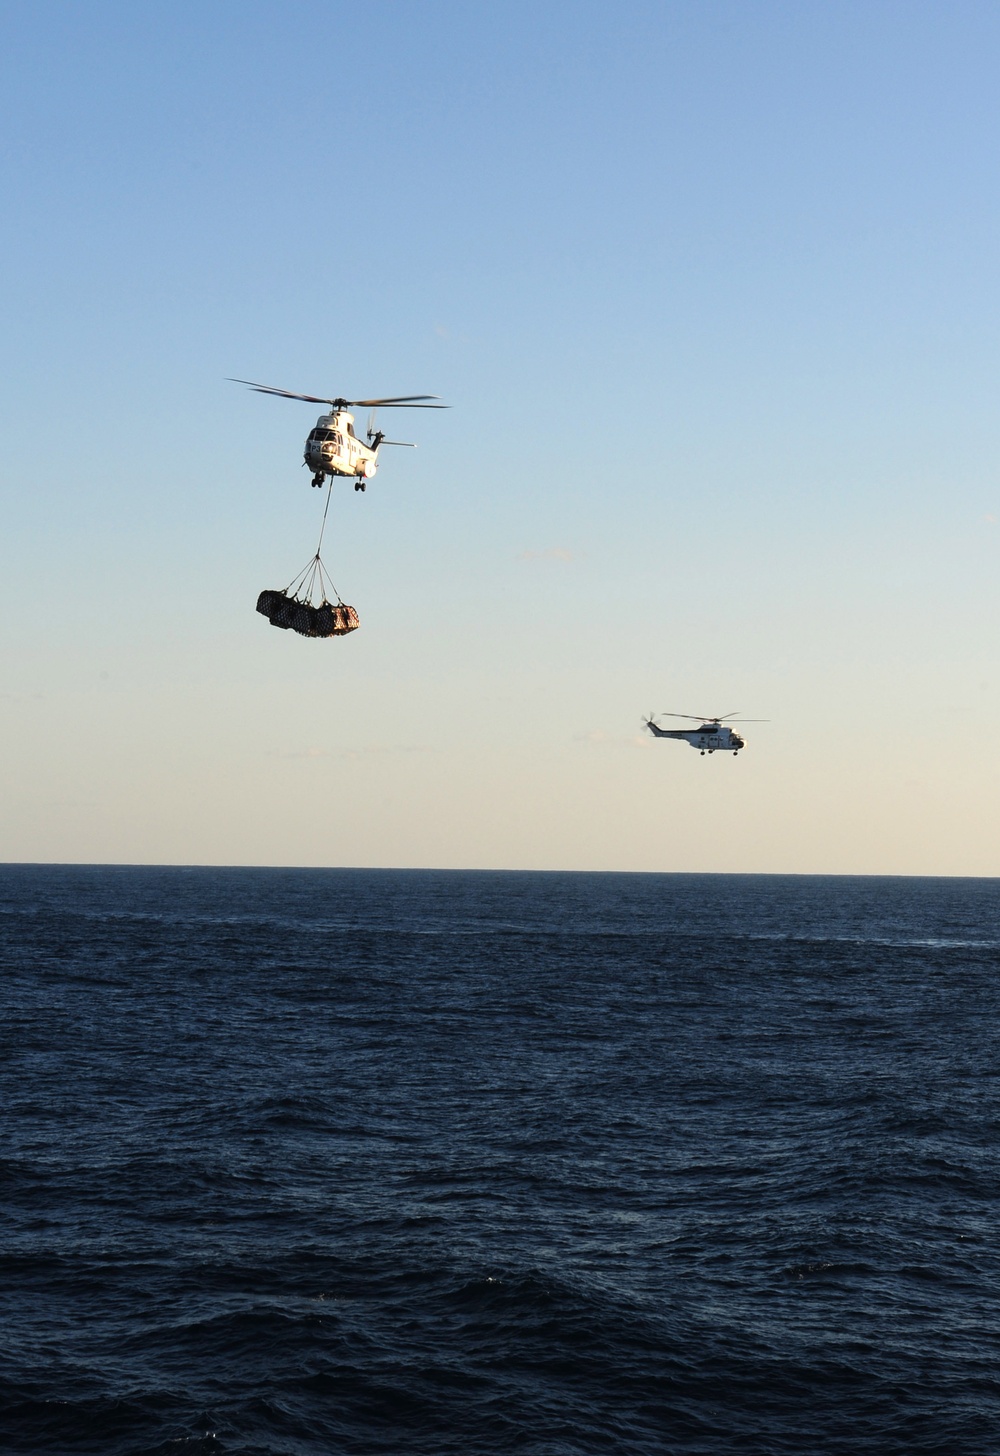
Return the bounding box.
[378,440,417,447]
[348,395,445,407]
[662,711,749,723]
[229,378,337,404]
[661,711,768,724]
[230,381,448,408]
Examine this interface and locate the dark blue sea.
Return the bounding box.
[2,867,1000,1455]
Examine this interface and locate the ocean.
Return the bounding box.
[2,866,999,1455]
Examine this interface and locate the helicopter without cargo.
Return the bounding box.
[231,379,448,491]
[644,713,767,756]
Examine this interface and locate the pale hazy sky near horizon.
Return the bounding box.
[2,0,998,874]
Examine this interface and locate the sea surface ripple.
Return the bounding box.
[2,867,999,1454]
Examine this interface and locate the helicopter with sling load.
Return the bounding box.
[643,712,768,756]
[230,379,448,491]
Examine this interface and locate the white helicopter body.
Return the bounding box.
[645,713,766,755]
[304,410,381,486]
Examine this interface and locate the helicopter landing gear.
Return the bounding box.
[700,750,706,756]
[311,472,325,488]
[354,478,366,492]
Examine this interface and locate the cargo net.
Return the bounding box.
[256,569,359,637]
[256,485,359,638]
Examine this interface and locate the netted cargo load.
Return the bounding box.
[256,589,294,628]
[256,579,359,639]
[256,589,304,632]
[314,602,360,636]
[255,589,284,618]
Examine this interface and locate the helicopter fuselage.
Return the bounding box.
[647,722,746,754]
[304,410,378,486]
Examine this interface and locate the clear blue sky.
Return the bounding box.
[2,1,998,872]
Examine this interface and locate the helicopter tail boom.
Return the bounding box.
[645,719,688,739]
